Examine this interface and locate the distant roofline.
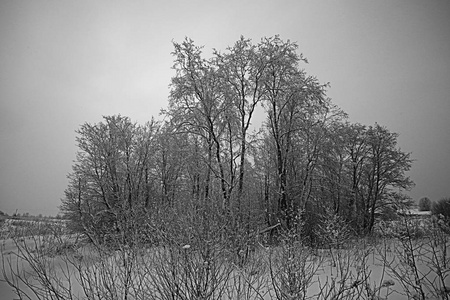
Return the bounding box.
[397,208,432,216]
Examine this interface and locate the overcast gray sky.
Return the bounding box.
[1,0,449,216]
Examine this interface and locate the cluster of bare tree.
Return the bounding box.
[60,36,413,245]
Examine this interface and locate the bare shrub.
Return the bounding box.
[224,244,270,300]
[1,224,81,300]
[131,204,235,300]
[267,229,322,300]
[378,215,450,300]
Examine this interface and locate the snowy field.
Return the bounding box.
[1,233,449,300]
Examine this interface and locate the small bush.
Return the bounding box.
[432,197,450,223]
[419,197,432,211]
[316,207,354,249]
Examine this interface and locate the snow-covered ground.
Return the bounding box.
[1,225,449,300]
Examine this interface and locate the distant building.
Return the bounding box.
[397,208,432,218]
[396,208,432,230]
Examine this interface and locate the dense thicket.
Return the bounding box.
[61,36,414,245]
